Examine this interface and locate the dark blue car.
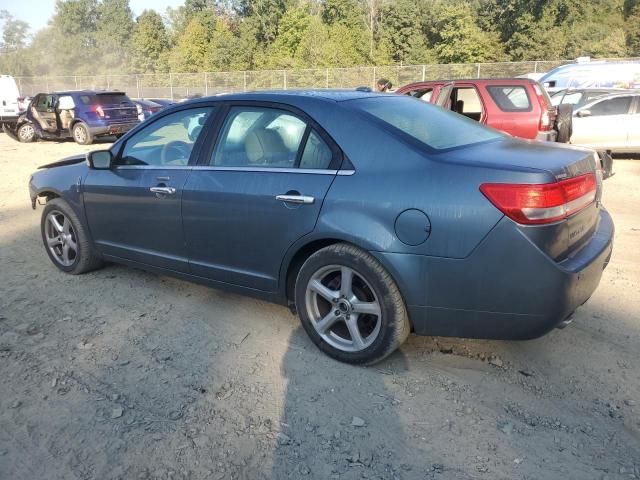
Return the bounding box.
[28,90,614,364]
[14,90,139,145]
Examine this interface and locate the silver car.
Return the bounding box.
[571,92,640,153]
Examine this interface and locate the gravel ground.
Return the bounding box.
[0,133,639,480]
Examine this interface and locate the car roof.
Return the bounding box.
[182,89,381,105]
[46,90,126,96]
[401,78,536,86]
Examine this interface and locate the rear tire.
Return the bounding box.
[555,104,573,143]
[295,243,410,365]
[17,123,35,143]
[72,122,93,145]
[41,198,103,274]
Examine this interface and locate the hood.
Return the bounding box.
[38,154,87,170]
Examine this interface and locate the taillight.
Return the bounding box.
[480,173,597,225]
[539,109,551,131]
[94,105,105,118]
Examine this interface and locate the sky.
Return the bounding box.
[0,0,179,35]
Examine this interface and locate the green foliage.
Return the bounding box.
[1,0,638,77]
[131,10,170,73]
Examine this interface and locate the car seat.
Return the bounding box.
[245,128,291,166]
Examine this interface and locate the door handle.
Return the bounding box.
[150,186,176,195]
[275,194,315,205]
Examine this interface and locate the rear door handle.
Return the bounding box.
[150,186,176,195]
[275,194,315,205]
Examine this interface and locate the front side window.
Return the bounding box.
[589,97,632,116]
[118,107,213,166]
[349,96,502,150]
[35,95,55,112]
[487,86,532,112]
[212,107,307,168]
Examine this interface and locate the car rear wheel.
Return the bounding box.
[295,243,410,365]
[41,198,103,274]
[72,122,93,145]
[17,123,35,143]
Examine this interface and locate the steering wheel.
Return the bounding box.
[160,141,191,165]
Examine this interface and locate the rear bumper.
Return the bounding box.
[372,208,614,340]
[87,121,139,136]
[536,130,558,142]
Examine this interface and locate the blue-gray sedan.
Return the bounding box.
[28,90,614,364]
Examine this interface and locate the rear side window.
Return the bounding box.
[487,86,532,112]
[589,97,632,116]
[212,107,306,168]
[349,96,502,150]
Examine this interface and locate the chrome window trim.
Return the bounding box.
[112,165,356,175]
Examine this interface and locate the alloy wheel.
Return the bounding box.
[18,124,34,141]
[74,125,87,143]
[44,211,78,267]
[305,265,382,352]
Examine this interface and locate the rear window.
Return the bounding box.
[348,96,502,150]
[79,93,131,105]
[487,86,532,112]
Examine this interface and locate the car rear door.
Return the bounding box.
[82,105,216,272]
[181,103,341,292]
[571,96,633,149]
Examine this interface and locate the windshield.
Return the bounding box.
[348,96,503,150]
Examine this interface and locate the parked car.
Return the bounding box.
[396,78,564,142]
[0,74,21,131]
[28,91,613,364]
[11,90,139,145]
[540,61,640,92]
[132,99,164,121]
[549,88,628,109]
[145,98,174,107]
[571,92,640,154]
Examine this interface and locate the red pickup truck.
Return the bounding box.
[396,78,564,142]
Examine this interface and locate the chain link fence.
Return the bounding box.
[13,59,636,99]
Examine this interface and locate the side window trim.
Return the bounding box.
[294,125,312,168]
[113,104,216,168]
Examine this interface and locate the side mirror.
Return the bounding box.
[576,109,591,118]
[87,150,113,169]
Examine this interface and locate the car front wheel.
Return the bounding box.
[17,123,35,142]
[41,198,103,274]
[295,243,410,365]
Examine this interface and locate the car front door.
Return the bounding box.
[31,94,59,133]
[83,105,216,272]
[182,104,341,291]
[571,96,633,149]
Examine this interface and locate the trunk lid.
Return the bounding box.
[91,93,138,121]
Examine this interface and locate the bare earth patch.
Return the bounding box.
[1,134,639,479]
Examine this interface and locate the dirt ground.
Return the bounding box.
[0,133,639,480]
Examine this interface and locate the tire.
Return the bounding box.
[598,151,614,179]
[555,104,573,143]
[17,123,36,143]
[41,198,103,274]
[72,122,93,145]
[295,243,410,365]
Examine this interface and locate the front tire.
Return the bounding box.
[41,198,103,274]
[295,243,410,365]
[17,123,36,143]
[72,122,93,145]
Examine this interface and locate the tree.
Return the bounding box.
[131,9,170,73]
[96,0,135,70]
[0,10,31,74]
[626,1,640,54]
[169,16,209,72]
[430,3,506,63]
[378,0,433,65]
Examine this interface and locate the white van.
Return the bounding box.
[0,75,21,130]
[540,61,640,92]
